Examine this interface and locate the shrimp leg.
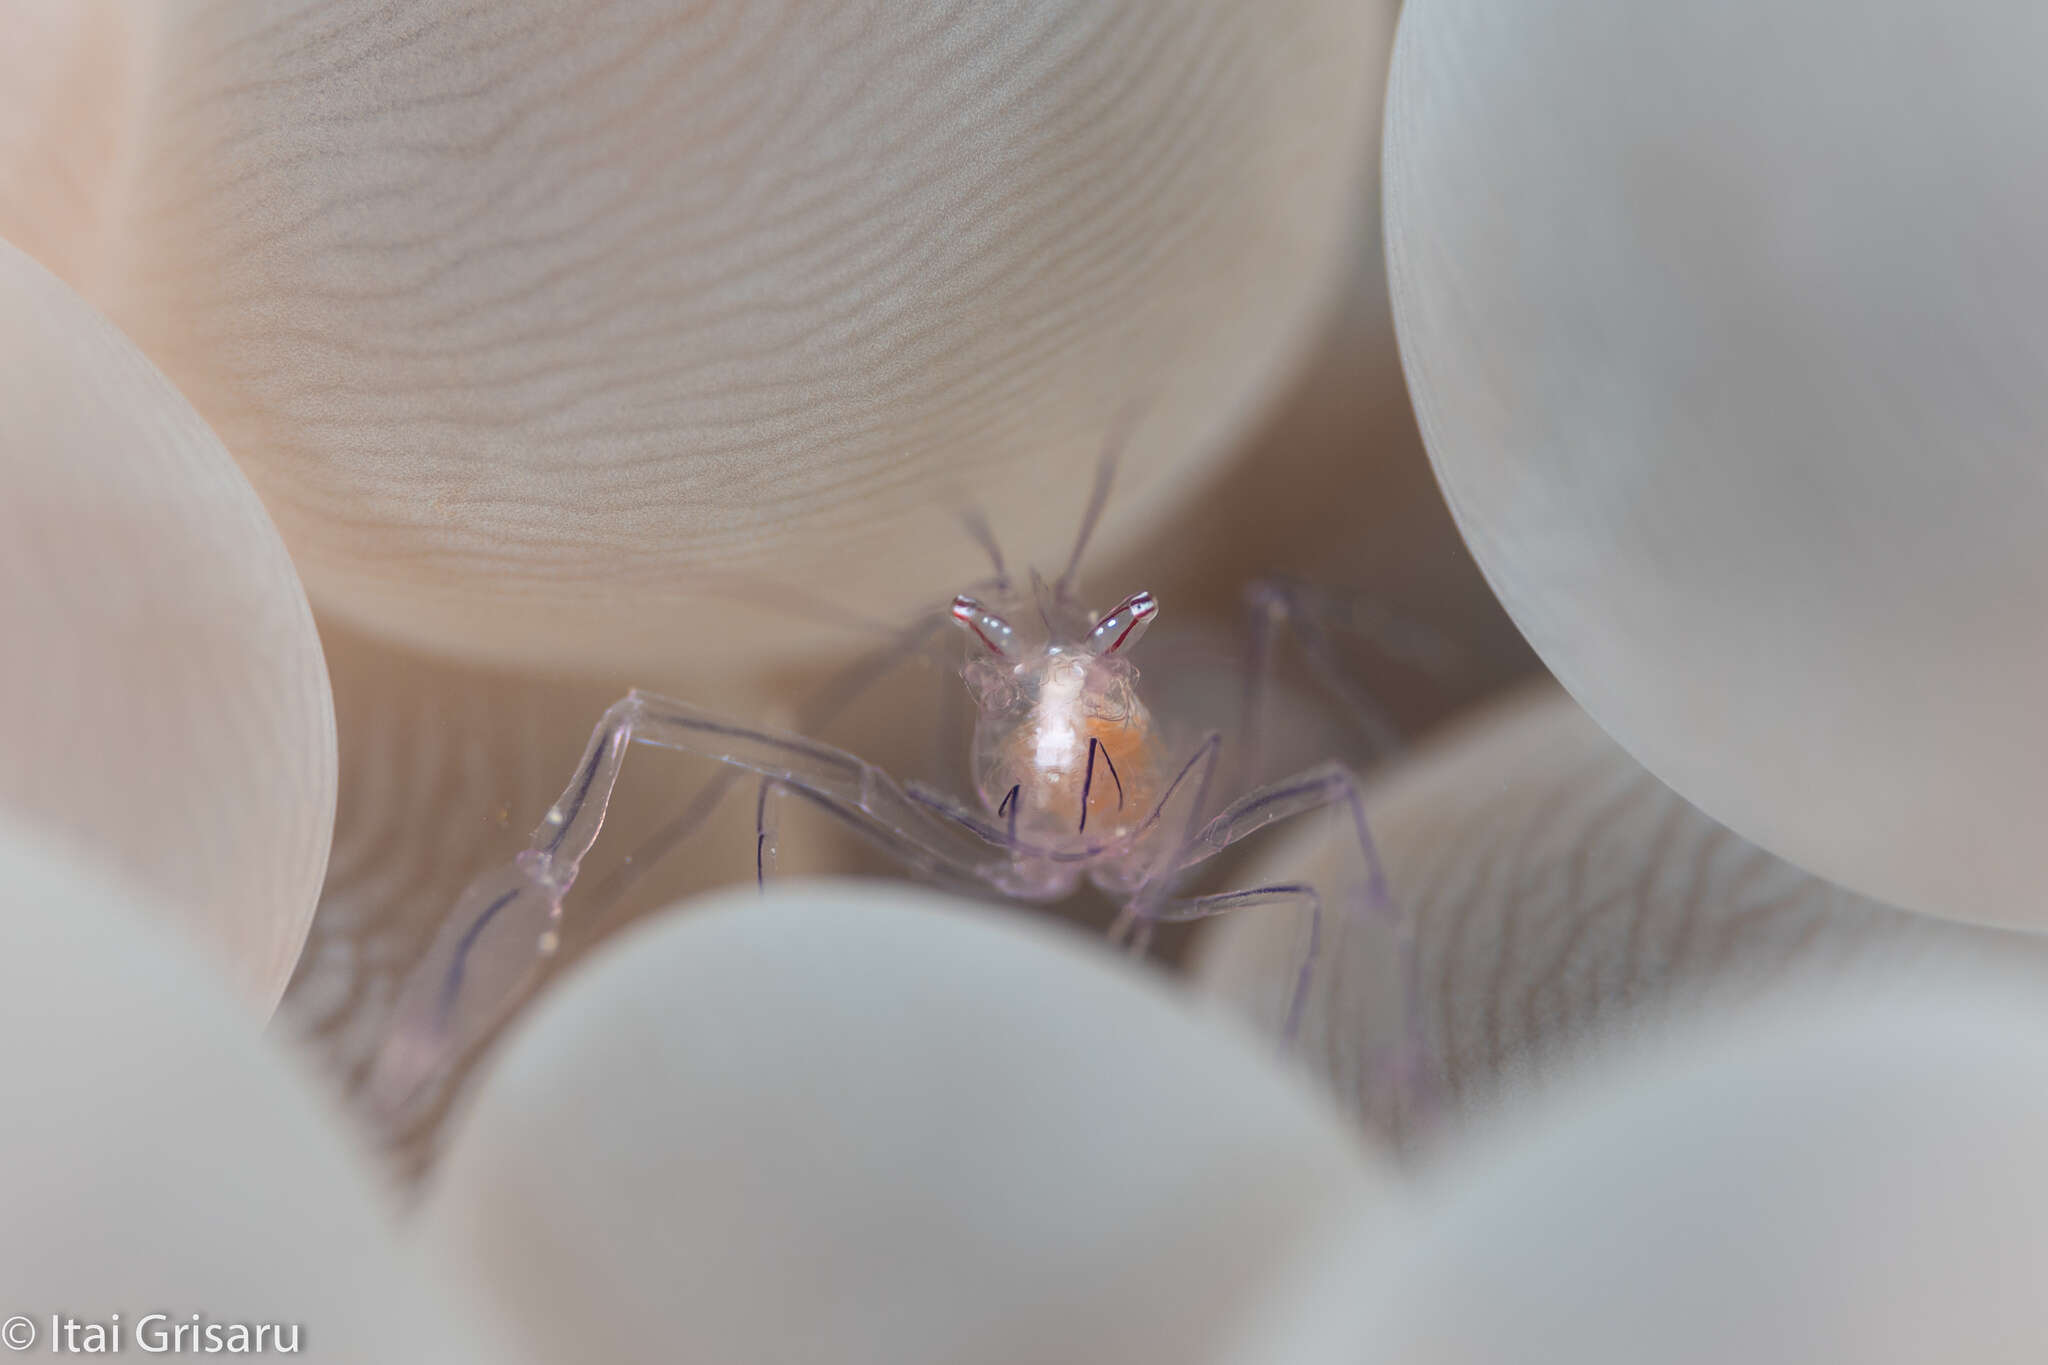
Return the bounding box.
[1239,578,1464,788]
[365,855,571,1127]
[367,690,1032,1124]
[573,611,950,941]
[754,779,784,888]
[1135,762,1431,1119]
[1149,884,1323,1042]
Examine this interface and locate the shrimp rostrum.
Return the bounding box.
[369,454,1423,1125]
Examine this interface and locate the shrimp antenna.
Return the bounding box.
[957,503,1010,588]
[1055,405,1141,598]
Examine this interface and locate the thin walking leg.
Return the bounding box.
[1148,762,1428,1114]
[1101,733,1226,954]
[1242,581,1405,779]
[367,690,1024,1124]
[575,610,951,938]
[1151,884,1323,1043]
[755,779,783,889]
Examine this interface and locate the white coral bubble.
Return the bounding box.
[1387,0,2048,926]
[0,238,335,1009]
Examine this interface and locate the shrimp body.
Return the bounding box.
[952,579,1169,896]
[368,427,1425,1129]
[368,427,1423,1131]
[972,647,1166,850]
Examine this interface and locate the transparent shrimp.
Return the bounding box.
[367,426,1434,1129]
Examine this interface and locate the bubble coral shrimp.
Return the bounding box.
[369,437,1424,1124]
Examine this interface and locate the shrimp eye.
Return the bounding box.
[950,594,1017,657]
[1085,591,1158,655]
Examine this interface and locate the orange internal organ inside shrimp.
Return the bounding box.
[989,655,1166,842]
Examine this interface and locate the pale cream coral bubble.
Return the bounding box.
[0,239,335,1010]
[1385,0,2048,926]
[0,0,139,290]
[0,821,485,1363]
[1195,684,2048,1147]
[96,0,1394,677]
[1228,972,2048,1363]
[416,882,1394,1365]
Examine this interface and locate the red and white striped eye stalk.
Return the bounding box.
[1084,591,1157,655]
[950,594,1017,657]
